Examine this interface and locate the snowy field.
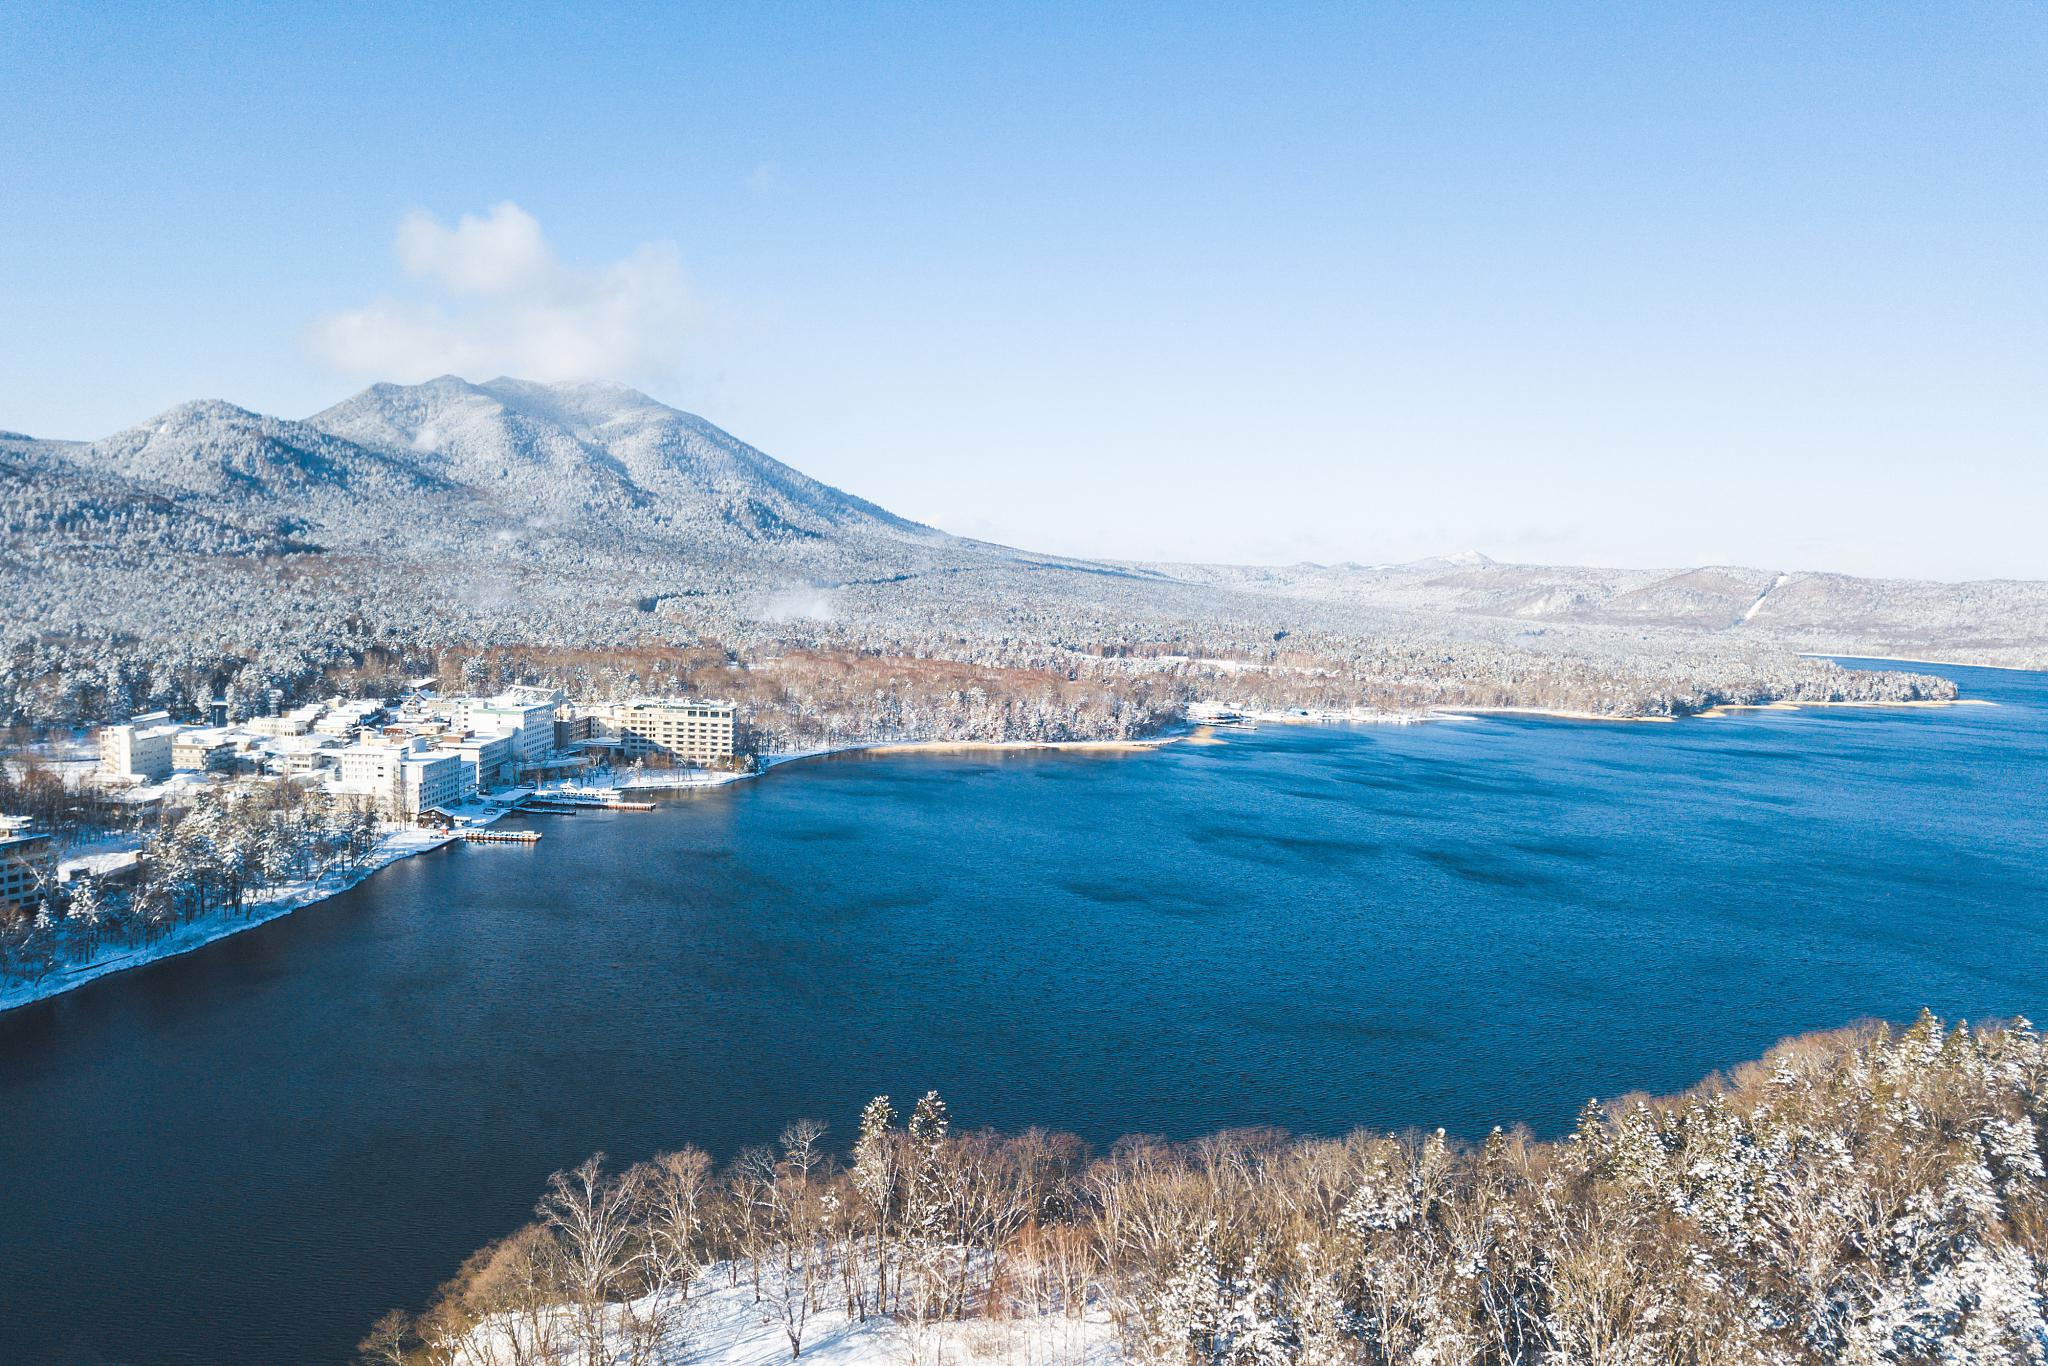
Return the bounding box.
[451,1261,1118,1366]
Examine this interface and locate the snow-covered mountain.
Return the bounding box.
[307,376,932,545]
[75,400,449,522]
[28,378,948,568]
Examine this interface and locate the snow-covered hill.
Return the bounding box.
[80,399,447,511]
[1139,556,2048,657]
[309,376,935,546]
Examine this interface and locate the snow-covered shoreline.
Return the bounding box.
[0,827,462,1015]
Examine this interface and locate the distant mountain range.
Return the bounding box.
[1145,557,2048,657]
[2,376,2042,726]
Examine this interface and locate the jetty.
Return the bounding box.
[518,794,656,813]
[461,829,541,844]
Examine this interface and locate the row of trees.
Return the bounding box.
[370,1012,2047,1365]
[0,783,381,991]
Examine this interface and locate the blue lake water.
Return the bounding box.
[2,659,2045,1364]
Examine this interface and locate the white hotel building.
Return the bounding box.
[596,699,737,766]
[448,688,562,768]
[333,736,464,819]
[98,711,181,783]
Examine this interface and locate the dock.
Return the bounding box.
[461,829,541,844]
[518,795,656,813]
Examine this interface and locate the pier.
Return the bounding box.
[460,829,541,844]
[517,794,656,813]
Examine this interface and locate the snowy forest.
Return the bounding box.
[0,783,379,995]
[365,1013,2048,1366]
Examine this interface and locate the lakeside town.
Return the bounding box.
[0,687,747,1007]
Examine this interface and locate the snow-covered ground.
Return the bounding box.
[0,827,457,1014]
[457,1262,1118,1366]
[51,827,147,881]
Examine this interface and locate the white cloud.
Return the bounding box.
[394,202,553,295]
[308,202,692,384]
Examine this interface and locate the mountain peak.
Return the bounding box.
[303,375,929,541]
[1403,549,1496,570]
[146,398,264,429]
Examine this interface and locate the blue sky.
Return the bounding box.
[3,2,2042,578]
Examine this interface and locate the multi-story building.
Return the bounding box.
[601,699,736,766]
[263,735,343,778]
[172,731,239,773]
[401,751,464,818]
[452,688,562,769]
[247,704,325,737]
[0,825,56,915]
[333,736,464,818]
[439,731,515,793]
[554,710,594,751]
[98,711,180,783]
[333,741,406,812]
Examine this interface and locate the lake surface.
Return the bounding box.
[3,660,2045,1364]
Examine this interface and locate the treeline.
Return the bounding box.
[368,1013,2047,1365]
[0,783,380,990]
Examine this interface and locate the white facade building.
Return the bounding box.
[401,751,464,818]
[599,699,737,766]
[171,730,238,773]
[98,711,180,783]
[451,688,561,768]
[262,735,343,777]
[333,735,458,818]
[247,704,324,737]
[441,731,515,792]
[334,742,406,812]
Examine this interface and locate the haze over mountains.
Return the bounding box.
[3,376,2042,731]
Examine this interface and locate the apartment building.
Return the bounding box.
[98,711,180,783]
[0,826,55,915]
[602,699,736,766]
[172,731,239,773]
